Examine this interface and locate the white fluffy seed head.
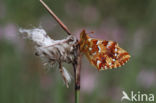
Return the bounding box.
[19,28,77,88]
[19,28,77,64]
[62,67,71,88]
[19,28,53,46]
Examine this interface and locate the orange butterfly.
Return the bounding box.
[79,30,131,71]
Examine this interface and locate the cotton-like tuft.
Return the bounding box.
[19,28,53,46]
[61,67,72,88]
[19,28,78,87]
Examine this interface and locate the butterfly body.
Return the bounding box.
[79,30,130,71]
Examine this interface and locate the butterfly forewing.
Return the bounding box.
[80,30,131,71]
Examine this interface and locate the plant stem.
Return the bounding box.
[75,90,80,103]
[73,47,81,103]
[40,0,72,35]
[40,1,81,103]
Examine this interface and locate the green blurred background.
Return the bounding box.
[0,0,156,103]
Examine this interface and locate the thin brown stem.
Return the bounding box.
[73,45,81,103]
[75,54,81,91]
[40,0,72,35]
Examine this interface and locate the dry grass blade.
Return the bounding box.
[40,0,72,35]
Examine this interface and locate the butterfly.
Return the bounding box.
[79,30,131,71]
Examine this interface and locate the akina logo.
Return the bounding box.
[121,91,155,102]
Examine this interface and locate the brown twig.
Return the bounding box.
[73,47,81,103]
[40,0,72,35]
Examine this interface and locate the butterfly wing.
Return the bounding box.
[80,30,131,71]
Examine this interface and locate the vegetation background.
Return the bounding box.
[0,0,156,103]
